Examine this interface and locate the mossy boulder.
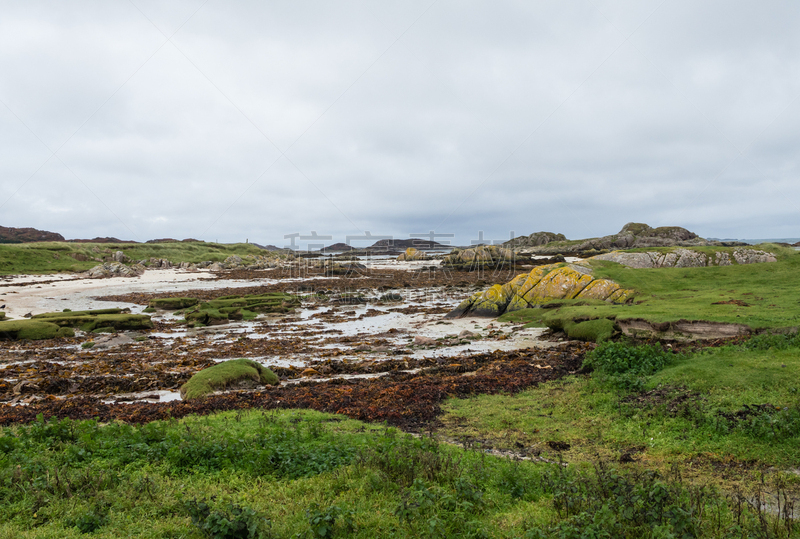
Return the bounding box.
[31,309,153,332]
[542,312,617,342]
[447,263,635,319]
[0,320,75,340]
[148,297,199,309]
[180,358,280,400]
[397,247,428,261]
[180,293,300,326]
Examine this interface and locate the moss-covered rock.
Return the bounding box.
[180,358,279,400]
[148,297,199,309]
[179,293,300,326]
[0,320,75,340]
[31,309,153,332]
[0,312,5,321]
[446,263,635,319]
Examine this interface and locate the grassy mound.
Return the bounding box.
[0,320,74,340]
[180,358,280,400]
[0,241,278,275]
[31,309,153,332]
[148,297,199,309]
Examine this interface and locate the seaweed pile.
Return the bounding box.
[0,343,589,430]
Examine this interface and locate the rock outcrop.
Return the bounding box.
[397,247,428,261]
[504,223,737,256]
[86,262,145,278]
[505,231,567,249]
[0,225,65,243]
[447,263,634,318]
[591,248,777,268]
[442,245,515,271]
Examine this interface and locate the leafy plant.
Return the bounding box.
[185,499,269,539]
[300,503,354,538]
[65,507,108,534]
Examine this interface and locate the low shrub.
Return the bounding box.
[583,341,676,391]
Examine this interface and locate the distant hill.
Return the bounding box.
[68,237,137,244]
[0,225,64,243]
[369,238,451,250]
[321,243,355,252]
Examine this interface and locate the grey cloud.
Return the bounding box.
[1,0,799,245]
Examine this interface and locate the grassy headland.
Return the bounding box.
[499,244,800,335]
[0,241,271,275]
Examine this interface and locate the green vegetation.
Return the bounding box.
[31,309,153,332]
[0,241,272,275]
[1,409,795,538]
[148,297,199,309]
[0,319,74,340]
[180,359,280,400]
[441,338,800,470]
[181,293,300,327]
[500,244,800,339]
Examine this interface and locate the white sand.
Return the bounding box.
[0,269,280,317]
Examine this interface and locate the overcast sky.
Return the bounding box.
[1,1,799,248]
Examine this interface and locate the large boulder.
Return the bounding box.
[442,245,515,271]
[591,248,776,268]
[86,262,145,278]
[447,263,634,318]
[505,231,567,248]
[397,247,428,261]
[180,358,279,400]
[31,309,154,332]
[0,320,74,340]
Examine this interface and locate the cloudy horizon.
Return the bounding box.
[2,1,799,249]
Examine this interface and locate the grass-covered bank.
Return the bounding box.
[0,242,270,275]
[496,244,800,340]
[440,336,800,477]
[1,408,797,538]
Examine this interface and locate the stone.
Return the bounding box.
[86,262,144,278]
[447,262,635,318]
[591,248,776,268]
[413,335,437,346]
[397,247,428,261]
[441,245,515,271]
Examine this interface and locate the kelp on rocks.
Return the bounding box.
[0,344,589,430]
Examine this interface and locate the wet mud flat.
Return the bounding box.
[0,264,585,429]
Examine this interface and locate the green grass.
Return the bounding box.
[1,408,795,538]
[0,242,273,275]
[439,339,800,472]
[180,359,280,400]
[532,244,800,333]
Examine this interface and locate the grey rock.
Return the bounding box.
[413,335,437,346]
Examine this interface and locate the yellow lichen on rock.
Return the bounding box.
[397,247,427,261]
[575,278,621,300]
[447,262,635,318]
[522,266,593,305]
